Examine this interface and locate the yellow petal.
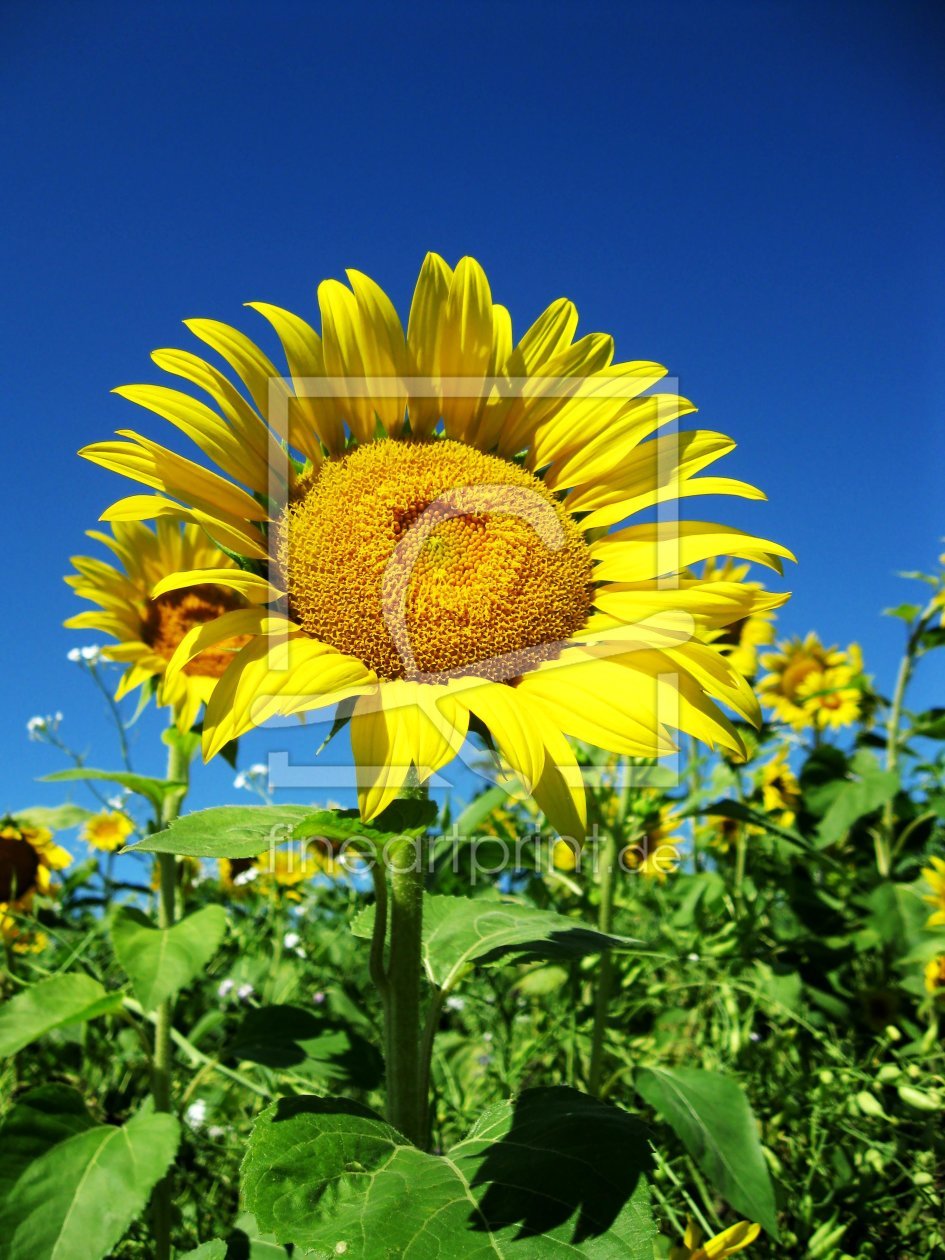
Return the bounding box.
[591,523,796,583]
[438,256,494,441]
[497,333,614,457]
[164,608,295,690]
[151,568,283,605]
[700,1220,761,1259]
[406,251,453,440]
[346,268,409,437]
[184,318,292,440]
[98,494,269,561]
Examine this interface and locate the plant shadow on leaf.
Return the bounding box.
[227,1004,382,1091]
[458,1087,653,1245]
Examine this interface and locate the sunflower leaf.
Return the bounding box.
[13,803,95,831]
[125,805,320,858]
[635,1066,779,1238]
[352,893,635,990]
[0,1101,179,1260]
[0,973,122,1056]
[241,1088,655,1257]
[110,905,228,1012]
[41,767,186,810]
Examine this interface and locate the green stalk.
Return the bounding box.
[384,831,427,1146]
[151,733,190,1260]
[879,598,938,875]
[587,825,619,1096]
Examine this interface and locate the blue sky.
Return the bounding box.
[2,0,943,823]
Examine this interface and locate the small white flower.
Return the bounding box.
[206,1124,226,1140]
[217,978,235,999]
[233,771,248,790]
[68,644,103,664]
[27,712,63,742]
[283,931,301,950]
[687,952,700,963]
[234,763,269,791]
[27,715,47,738]
[184,1099,208,1129]
[233,867,258,886]
[236,982,255,1001]
[106,792,129,810]
[313,990,326,1005]
[445,995,466,1012]
[66,648,82,663]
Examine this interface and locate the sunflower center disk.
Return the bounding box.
[277,439,595,682]
[0,838,40,902]
[142,585,250,678]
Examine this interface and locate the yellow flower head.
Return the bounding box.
[924,954,945,996]
[700,813,762,855]
[921,855,945,928]
[758,633,861,730]
[81,253,793,833]
[760,746,801,826]
[670,1218,761,1260]
[218,856,259,895]
[621,802,684,880]
[253,840,342,898]
[82,811,134,853]
[0,819,71,951]
[701,558,777,678]
[66,520,254,732]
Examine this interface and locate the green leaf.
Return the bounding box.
[0,973,122,1056]
[178,1215,288,1258]
[41,767,185,810]
[636,1066,778,1238]
[0,1087,94,1201]
[814,766,898,848]
[126,805,319,857]
[0,1106,179,1260]
[111,905,228,1012]
[909,707,945,740]
[352,893,634,990]
[242,1088,655,1257]
[883,602,922,622]
[228,1005,383,1090]
[13,804,95,831]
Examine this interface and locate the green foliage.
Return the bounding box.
[111,905,228,1011]
[0,1090,179,1260]
[636,1067,778,1237]
[0,973,121,1056]
[242,1089,655,1257]
[41,767,186,810]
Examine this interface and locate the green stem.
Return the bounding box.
[587,826,619,1096]
[384,831,427,1147]
[151,733,190,1260]
[879,598,938,875]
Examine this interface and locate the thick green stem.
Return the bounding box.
[384,832,427,1147]
[587,826,619,1096]
[151,734,189,1260]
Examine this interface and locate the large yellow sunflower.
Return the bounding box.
[758,633,861,731]
[80,253,792,834]
[66,519,254,731]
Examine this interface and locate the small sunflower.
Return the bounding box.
[254,841,340,898]
[760,747,801,826]
[758,633,861,731]
[921,855,945,927]
[82,253,792,833]
[924,955,945,996]
[701,559,776,678]
[82,810,135,853]
[66,519,254,732]
[0,818,71,951]
[218,856,259,895]
[700,813,762,855]
[621,802,684,880]
[670,1219,760,1260]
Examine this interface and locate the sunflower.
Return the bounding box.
[700,559,776,678]
[66,519,254,732]
[81,253,792,834]
[82,810,135,853]
[758,633,861,731]
[921,855,945,927]
[669,1219,760,1260]
[621,802,684,879]
[0,818,71,951]
[760,747,801,826]
[924,955,945,996]
[218,856,259,895]
[700,813,762,855]
[254,841,340,898]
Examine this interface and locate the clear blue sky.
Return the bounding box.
[3,0,943,820]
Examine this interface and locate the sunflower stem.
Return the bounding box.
[383,817,427,1148]
[151,730,189,1260]
[587,824,619,1096]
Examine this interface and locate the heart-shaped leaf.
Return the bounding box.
[242,1087,655,1257]
[0,973,121,1056]
[353,893,634,990]
[111,905,228,1011]
[636,1066,778,1238]
[0,1101,179,1260]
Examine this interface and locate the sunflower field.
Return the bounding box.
[2,257,943,1260]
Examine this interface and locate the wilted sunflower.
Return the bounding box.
[66,519,254,731]
[669,1218,760,1260]
[758,633,861,731]
[82,810,134,852]
[0,818,71,951]
[81,253,792,833]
